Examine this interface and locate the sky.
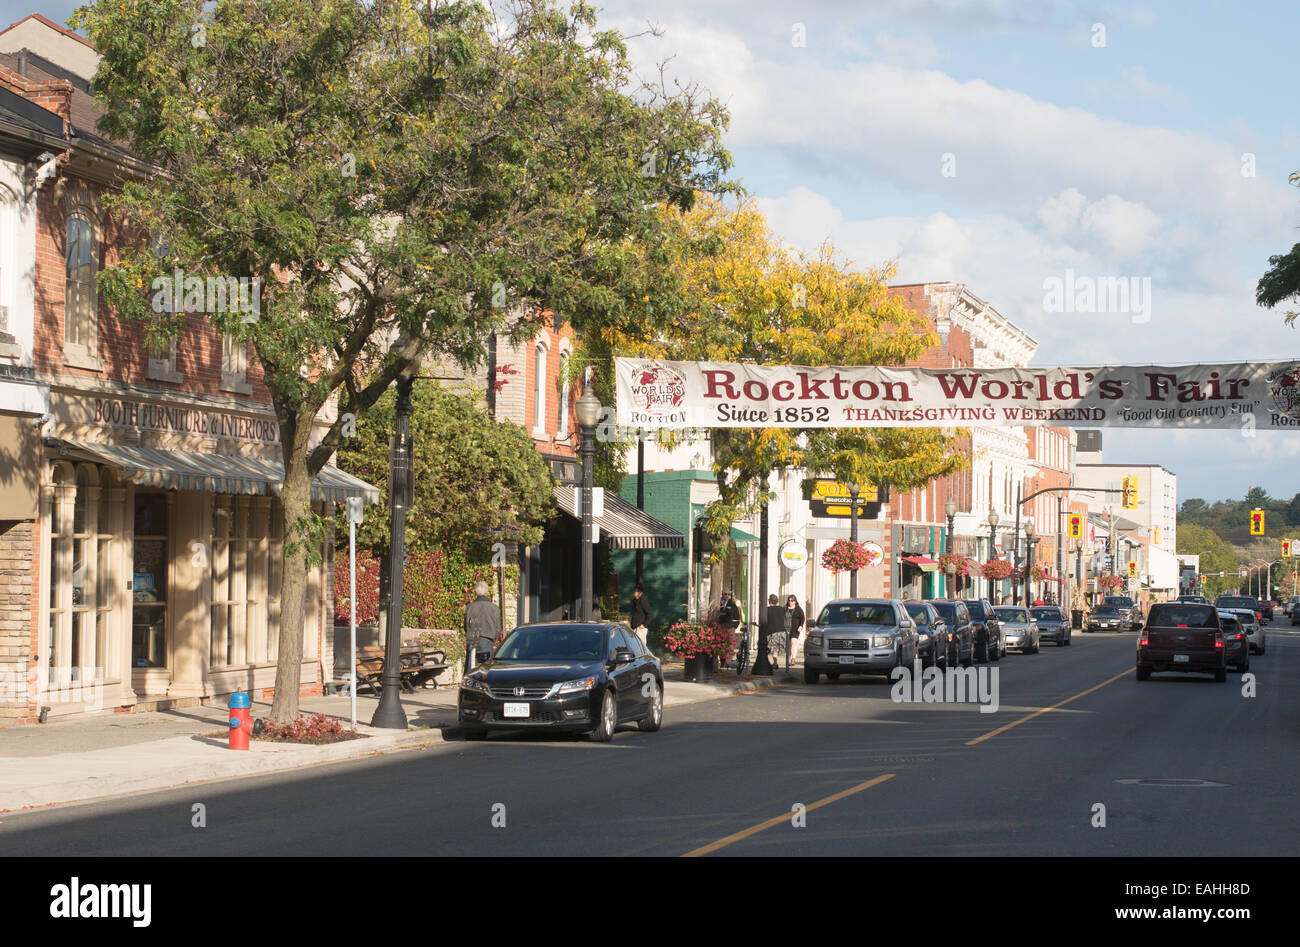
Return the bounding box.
[9,0,1300,505]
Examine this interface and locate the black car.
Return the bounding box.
[905,601,952,669]
[1217,612,1250,673]
[458,622,663,741]
[962,598,1003,662]
[1215,595,1267,626]
[1031,606,1071,646]
[929,600,975,668]
[1088,605,1127,632]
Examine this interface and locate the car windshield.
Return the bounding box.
[1148,605,1219,628]
[817,603,896,626]
[1031,608,1059,619]
[1104,597,1133,607]
[904,604,930,625]
[930,602,962,623]
[495,626,606,661]
[1095,607,1120,615]
[994,607,1029,622]
[964,601,989,619]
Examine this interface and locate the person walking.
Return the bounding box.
[761,594,785,673]
[716,588,743,667]
[784,594,806,666]
[629,585,652,647]
[464,581,500,675]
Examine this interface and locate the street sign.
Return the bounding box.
[809,478,885,518]
[346,496,365,525]
[779,539,808,570]
[574,487,605,518]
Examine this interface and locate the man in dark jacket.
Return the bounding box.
[629,586,652,646]
[464,582,500,674]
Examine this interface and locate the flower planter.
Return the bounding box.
[683,654,714,683]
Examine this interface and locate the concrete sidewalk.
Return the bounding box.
[0,663,793,813]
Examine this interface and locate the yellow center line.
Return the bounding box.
[966,665,1135,746]
[682,773,895,857]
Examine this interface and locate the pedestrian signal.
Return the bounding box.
[1122,476,1138,509]
[1068,513,1083,539]
[1250,510,1265,535]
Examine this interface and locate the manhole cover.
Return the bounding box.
[1114,778,1228,787]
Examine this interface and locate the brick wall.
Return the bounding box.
[0,520,35,721]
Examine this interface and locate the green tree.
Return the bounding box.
[1257,171,1300,325]
[335,383,555,558]
[76,0,732,722]
[1176,522,1240,598]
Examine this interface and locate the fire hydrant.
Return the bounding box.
[228,691,252,750]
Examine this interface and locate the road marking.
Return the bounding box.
[966,666,1134,746]
[682,773,895,857]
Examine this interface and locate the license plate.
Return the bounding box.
[839,655,856,665]
[1173,654,1189,663]
[503,702,530,718]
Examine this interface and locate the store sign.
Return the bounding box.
[808,478,884,518]
[779,539,808,570]
[861,542,884,567]
[616,358,1295,430]
[90,398,280,443]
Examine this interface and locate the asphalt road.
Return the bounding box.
[2,628,1296,857]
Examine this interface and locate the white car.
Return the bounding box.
[1227,608,1265,655]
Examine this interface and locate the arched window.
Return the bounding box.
[557,351,571,441]
[532,341,547,435]
[65,213,98,354]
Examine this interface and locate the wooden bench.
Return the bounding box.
[343,644,449,695]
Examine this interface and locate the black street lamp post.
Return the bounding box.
[987,509,1000,601]
[576,389,601,622]
[849,481,861,597]
[371,371,415,729]
[945,497,957,596]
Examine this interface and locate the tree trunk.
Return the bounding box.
[269,418,317,725]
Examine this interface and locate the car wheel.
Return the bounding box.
[588,689,617,742]
[462,727,487,740]
[1214,668,1227,683]
[976,634,989,664]
[989,638,1001,662]
[638,680,663,732]
[1064,634,1071,647]
[804,667,819,685]
[1136,664,1150,681]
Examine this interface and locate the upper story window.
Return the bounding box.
[220,332,251,395]
[64,212,100,367]
[0,187,15,360]
[531,341,547,436]
[146,234,182,383]
[557,350,571,442]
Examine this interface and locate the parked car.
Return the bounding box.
[993,605,1040,653]
[1286,595,1300,618]
[1088,605,1128,632]
[905,601,952,670]
[1225,607,1265,655]
[1103,595,1142,629]
[1136,602,1227,682]
[962,598,1004,661]
[929,600,975,668]
[1031,606,1071,646]
[803,599,919,684]
[1217,612,1250,673]
[458,622,663,741]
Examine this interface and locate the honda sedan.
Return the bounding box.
[458,622,663,741]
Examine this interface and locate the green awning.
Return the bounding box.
[730,526,759,545]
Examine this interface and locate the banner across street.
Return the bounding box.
[616,358,1300,431]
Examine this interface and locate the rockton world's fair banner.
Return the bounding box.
[615,358,1300,430]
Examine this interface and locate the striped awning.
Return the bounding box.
[901,555,939,572]
[553,485,684,550]
[53,441,379,504]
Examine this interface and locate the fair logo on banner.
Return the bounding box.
[862,542,884,567]
[779,539,808,570]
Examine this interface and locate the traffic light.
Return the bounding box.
[1067,513,1083,539]
[1122,476,1138,509]
[1127,561,1137,578]
[1284,539,1293,558]
[1250,509,1265,535]
[1199,574,1207,584]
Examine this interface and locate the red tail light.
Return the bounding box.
[1215,635,1224,649]
[1139,636,1148,647]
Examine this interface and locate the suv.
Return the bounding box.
[804,599,919,684]
[1215,595,1266,625]
[1103,595,1141,629]
[962,598,1003,661]
[1136,602,1226,682]
[930,600,975,668]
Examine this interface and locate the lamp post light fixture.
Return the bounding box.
[987,509,1000,601]
[575,388,602,622]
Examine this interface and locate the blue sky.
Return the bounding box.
[10,0,1300,505]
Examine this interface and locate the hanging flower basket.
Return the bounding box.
[663,620,736,662]
[937,553,969,576]
[1099,574,1126,590]
[981,558,1013,580]
[1025,563,1046,582]
[822,539,870,573]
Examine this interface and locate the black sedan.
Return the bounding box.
[458,622,663,742]
[1031,606,1071,646]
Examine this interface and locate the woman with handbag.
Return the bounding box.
[785,594,806,665]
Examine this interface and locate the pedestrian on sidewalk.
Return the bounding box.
[464,581,500,675]
[629,585,652,647]
[763,594,786,669]
[784,594,805,665]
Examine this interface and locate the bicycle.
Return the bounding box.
[732,621,758,674]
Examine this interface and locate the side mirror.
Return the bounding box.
[614,649,635,665]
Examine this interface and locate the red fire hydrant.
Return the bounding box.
[228,691,252,750]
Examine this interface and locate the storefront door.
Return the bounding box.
[131,493,168,671]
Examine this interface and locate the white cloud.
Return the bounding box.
[1079,195,1162,256]
[869,31,944,66]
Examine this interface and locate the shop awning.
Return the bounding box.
[52,441,379,504]
[730,526,760,545]
[964,557,983,573]
[901,556,939,572]
[553,485,685,550]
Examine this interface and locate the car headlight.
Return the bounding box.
[460,676,489,693]
[872,635,893,648]
[555,677,597,695]
[808,634,822,646]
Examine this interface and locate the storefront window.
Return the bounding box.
[132,493,168,669]
[209,496,284,669]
